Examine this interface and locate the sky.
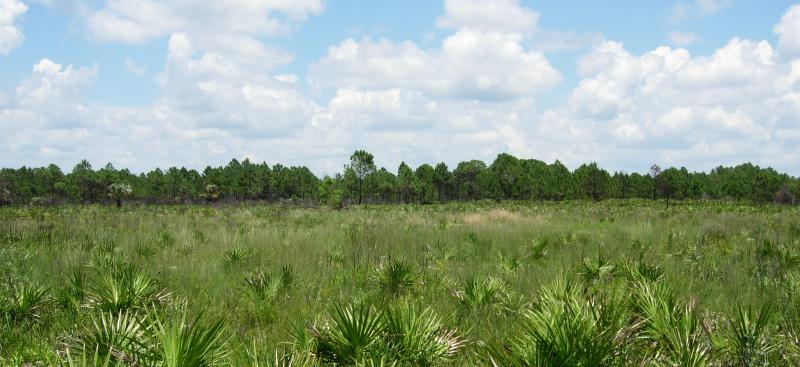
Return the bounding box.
[1,0,800,176]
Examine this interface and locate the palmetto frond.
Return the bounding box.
[87,266,169,312]
[374,260,417,297]
[633,281,710,367]
[489,277,629,366]
[720,303,775,366]
[70,310,153,365]
[152,308,230,367]
[5,281,51,323]
[311,303,384,365]
[383,301,464,365]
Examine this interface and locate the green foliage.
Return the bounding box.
[526,238,548,260]
[1,153,797,205]
[312,303,384,364]
[633,281,710,366]
[579,253,616,284]
[200,184,222,203]
[310,302,463,366]
[488,277,628,366]
[222,244,253,268]
[58,346,122,367]
[347,150,377,205]
[2,201,800,365]
[719,304,776,366]
[239,270,291,303]
[107,183,132,207]
[86,266,168,313]
[374,260,417,297]
[70,311,151,365]
[3,281,51,323]
[56,269,86,312]
[153,309,230,367]
[454,276,506,310]
[382,301,464,365]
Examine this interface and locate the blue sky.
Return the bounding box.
[1,0,800,175]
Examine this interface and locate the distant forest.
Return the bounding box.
[0,151,797,206]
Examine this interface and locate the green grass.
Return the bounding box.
[1,200,800,365]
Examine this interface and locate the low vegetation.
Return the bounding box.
[2,200,800,365]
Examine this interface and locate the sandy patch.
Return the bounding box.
[463,209,523,224]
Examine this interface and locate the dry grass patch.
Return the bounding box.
[463,209,523,224]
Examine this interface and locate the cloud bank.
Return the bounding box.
[1,0,799,176]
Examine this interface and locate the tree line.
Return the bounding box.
[0,151,797,206]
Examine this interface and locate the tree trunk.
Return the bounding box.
[358,179,362,204]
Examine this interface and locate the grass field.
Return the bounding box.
[2,200,800,366]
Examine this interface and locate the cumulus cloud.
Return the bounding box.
[0,0,27,54]
[12,58,97,124]
[436,0,539,33]
[775,4,800,57]
[0,53,319,171]
[3,1,800,175]
[154,33,316,137]
[541,35,799,171]
[313,89,539,169]
[310,30,561,102]
[1,1,331,171]
[299,0,562,168]
[0,58,106,167]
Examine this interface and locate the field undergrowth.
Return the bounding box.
[2,200,800,366]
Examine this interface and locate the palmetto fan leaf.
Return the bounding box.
[312,303,384,365]
[5,281,51,323]
[58,346,124,367]
[87,266,169,313]
[579,253,616,284]
[494,277,628,366]
[242,344,318,367]
[721,303,775,366]
[153,309,230,367]
[633,281,710,367]
[222,244,252,268]
[239,271,284,303]
[374,260,417,297]
[70,310,153,365]
[57,269,86,312]
[383,301,464,365]
[454,276,506,310]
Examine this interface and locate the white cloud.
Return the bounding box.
[124,57,146,75]
[541,34,799,171]
[310,30,561,102]
[86,0,324,44]
[13,58,97,123]
[668,31,699,47]
[4,1,800,175]
[155,33,316,136]
[0,0,27,54]
[0,58,105,167]
[775,4,800,57]
[313,89,540,170]
[0,1,330,171]
[696,0,731,14]
[670,0,731,22]
[436,0,539,33]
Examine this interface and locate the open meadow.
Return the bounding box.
[2,200,800,365]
